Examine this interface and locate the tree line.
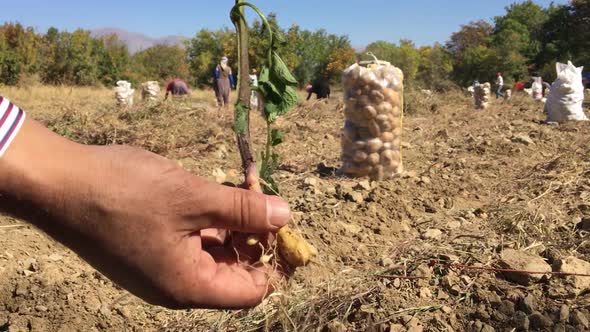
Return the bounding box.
[0,0,587,90]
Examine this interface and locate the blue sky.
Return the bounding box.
[0,0,568,47]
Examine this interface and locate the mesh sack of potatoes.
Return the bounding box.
[340,60,404,181]
[141,81,161,101]
[474,82,490,110]
[115,80,134,107]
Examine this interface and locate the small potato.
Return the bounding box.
[367,138,383,153]
[393,127,402,137]
[358,95,371,108]
[383,142,392,150]
[359,71,378,86]
[277,226,316,267]
[368,120,381,137]
[370,90,385,103]
[392,138,401,148]
[383,88,400,106]
[381,132,394,142]
[353,150,368,163]
[367,152,380,166]
[353,140,367,150]
[391,106,402,117]
[362,105,377,119]
[377,102,393,115]
[376,114,389,123]
[379,120,393,132]
[381,149,393,163]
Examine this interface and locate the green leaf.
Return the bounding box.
[233,102,249,134]
[271,128,284,146]
[271,51,298,86]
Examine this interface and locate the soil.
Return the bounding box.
[1,91,590,332]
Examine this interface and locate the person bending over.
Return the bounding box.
[165,78,190,100]
[306,79,331,101]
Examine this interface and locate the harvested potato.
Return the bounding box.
[277,226,317,267]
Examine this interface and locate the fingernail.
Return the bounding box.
[267,196,290,227]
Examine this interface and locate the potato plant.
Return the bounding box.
[229,0,315,268]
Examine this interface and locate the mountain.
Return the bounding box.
[90,28,187,54]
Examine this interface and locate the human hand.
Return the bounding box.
[0,120,290,309]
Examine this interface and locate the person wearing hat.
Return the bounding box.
[305,79,331,101]
[214,57,235,108]
[495,72,504,99]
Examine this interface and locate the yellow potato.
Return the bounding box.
[370,90,384,103]
[362,105,377,119]
[384,89,400,107]
[277,226,316,267]
[377,102,393,115]
[368,120,381,137]
[367,152,380,166]
[367,138,383,152]
[381,149,393,163]
[381,132,394,142]
[353,140,367,150]
[353,150,368,163]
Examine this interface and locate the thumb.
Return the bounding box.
[202,183,290,233]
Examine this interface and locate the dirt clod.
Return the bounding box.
[499,249,551,285]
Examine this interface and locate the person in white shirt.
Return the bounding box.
[249,69,259,111]
[495,72,504,99]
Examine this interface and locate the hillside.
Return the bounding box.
[90,27,187,53]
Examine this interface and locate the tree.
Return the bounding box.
[417,44,454,91]
[447,20,493,57]
[324,46,357,81]
[493,0,548,60]
[96,34,131,86]
[365,40,421,87]
[132,45,189,83]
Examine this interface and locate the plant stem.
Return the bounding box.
[232,0,254,172]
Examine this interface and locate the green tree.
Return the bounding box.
[365,40,421,87]
[96,34,131,86]
[131,45,188,83]
[417,44,454,91]
[186,28,235,86]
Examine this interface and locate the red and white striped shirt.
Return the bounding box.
[0,97,26,157]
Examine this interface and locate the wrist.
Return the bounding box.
[0,118,90,226]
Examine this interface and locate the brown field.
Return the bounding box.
[1,86,590,331]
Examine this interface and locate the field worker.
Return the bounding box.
[305,79,331,101]
[495,72,504,99]
[165,78,190,100]
[214,56,236,108]
[0,96,290,309]
[249,68,259,110]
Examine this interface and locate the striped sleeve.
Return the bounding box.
[0,97,26,158]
